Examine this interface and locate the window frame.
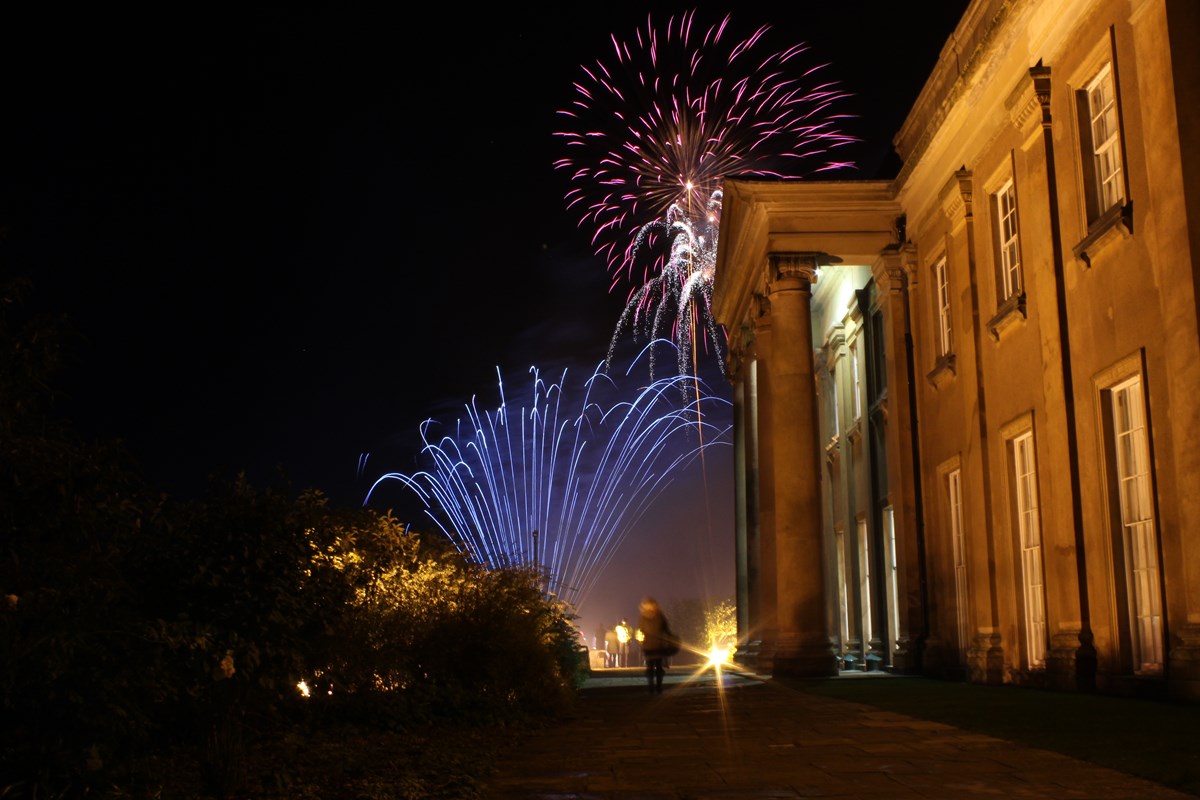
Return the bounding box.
[935,256,952,357]
[1085,63,1125,219]
[1075,58,1128,230]
[1009,428,1047,670]
[1070,36,1134,268]
[857,516,873,647]
[994,178,1022,301]
[850,337,862,421]
[1097,363,1165,676]
[947,467,970,662]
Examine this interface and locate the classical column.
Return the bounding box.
[872,245,925,674]
[730,344,751,647]
[742,336,764,658]
[766,253,838,677]
[753,297,778,671]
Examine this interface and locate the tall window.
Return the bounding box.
[1012,431,1046,668]
[858,518,873,646]
[935,258,952,356]
[884,506,900,659]
[948,468,970,660]
[995,179,1022,300]
[1110,376,1162,673]
[850,340,862,420]
[869,309,887,395]
[1078,62,1125,223]
[836,528,850,651]
[831,369,841,435]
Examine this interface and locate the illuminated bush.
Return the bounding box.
[307,518,583,723]
[704,599,737,651]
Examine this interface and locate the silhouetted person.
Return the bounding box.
[638,596,673,694]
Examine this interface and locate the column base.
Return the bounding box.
[863,637,887,672]
[839,637,864,671]
[755,632,778,675]
[735,639,762,673]
[771,633,838,677]
[1168,623,1200,702]
[967,632,1005,685]
[1048,629,1097,692]
[890,635,923,674]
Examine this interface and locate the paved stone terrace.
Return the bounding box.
[485,669,1192,799]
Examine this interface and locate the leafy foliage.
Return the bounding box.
[703,598,737,651]
[0,279,585,798]
[1,278,156,793]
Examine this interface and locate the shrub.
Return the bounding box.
[306,524,583,725]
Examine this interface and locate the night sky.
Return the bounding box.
[2,4,968,640]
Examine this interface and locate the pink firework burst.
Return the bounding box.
[554,9,856,289]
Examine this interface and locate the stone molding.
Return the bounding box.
[939,169,975,226]
[1006,63,1052,141]
[927,353,958,389]
[986,291,1028,341]
[1073,201,1134,268]
[768,252,819,287]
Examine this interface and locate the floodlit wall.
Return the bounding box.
[714,0,1200,699]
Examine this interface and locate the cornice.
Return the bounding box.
[1006,63,1052,142]
[895,0,1024,188]
[939,169,974,225]
[712,177,902,340]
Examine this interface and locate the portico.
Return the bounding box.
[713,178,917,677]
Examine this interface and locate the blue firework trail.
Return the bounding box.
[364,342,732,612]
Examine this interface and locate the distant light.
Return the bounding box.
[297,679,311,699]
[706,646,732,668]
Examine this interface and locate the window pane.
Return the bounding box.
[1012,432,1045,667]
[996,181,1021,299]
[1111,377,1162,673]
[1088,66,1124,213]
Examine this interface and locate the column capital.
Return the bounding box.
[872,246,909,296]
[823,320,847,359]
[767,252,819,291]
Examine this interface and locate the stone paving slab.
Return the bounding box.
[484,672,1193,799]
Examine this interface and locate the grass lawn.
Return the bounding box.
[782,675,1200,797]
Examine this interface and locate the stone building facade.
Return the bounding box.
[712,0,1200,699]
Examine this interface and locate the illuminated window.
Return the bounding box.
[947,468,970,661]
[1077,62,1125,224]
[1011,430,1046,669]
[850,340,862,420]
[935,257,952,356]
[858,518,872,646]
[831,369,840,435]
[836,528,850,651]
[884,506,900,657]
[993,179,1022,300]
[1108,375,1162,674]
[868,309,887,395]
